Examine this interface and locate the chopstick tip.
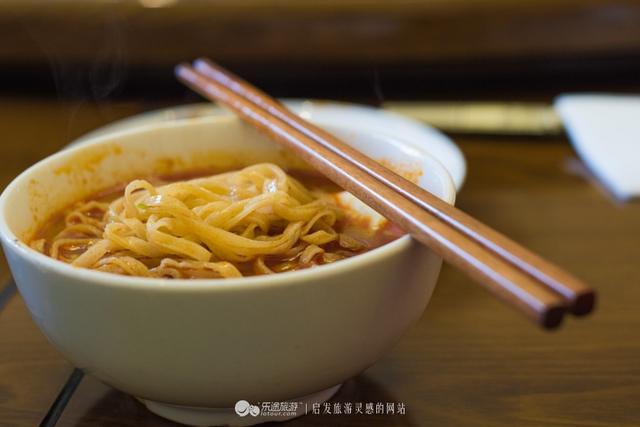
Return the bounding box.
[174,62,192,79]
[542,305,565,330]
[571,291,597,316]
[193,57,209,69]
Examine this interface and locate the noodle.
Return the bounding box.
[33,163,393,279]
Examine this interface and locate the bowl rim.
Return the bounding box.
[74,99,467,190]
[0,114,456,293]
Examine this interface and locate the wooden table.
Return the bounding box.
[0,98,638,427]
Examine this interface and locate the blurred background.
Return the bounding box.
[2,0,640,102]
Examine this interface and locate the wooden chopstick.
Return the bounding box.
[176,62,579,329]
[191,59,595,317]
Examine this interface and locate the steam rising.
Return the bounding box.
[26,11,127,101]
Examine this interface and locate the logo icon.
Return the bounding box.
[235,400,260,417]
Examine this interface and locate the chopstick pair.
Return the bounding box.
[175,58,596,329]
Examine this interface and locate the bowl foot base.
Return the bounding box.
[139,384,342,426]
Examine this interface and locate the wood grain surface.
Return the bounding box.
[3,0,640,66]
[0,99,639,426]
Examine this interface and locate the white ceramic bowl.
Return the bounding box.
[0,113,456,426]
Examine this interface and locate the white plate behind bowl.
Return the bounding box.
[74,100,466,190]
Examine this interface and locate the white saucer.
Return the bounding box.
[75,100,466,191]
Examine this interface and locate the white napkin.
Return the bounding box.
[554,94,640,201]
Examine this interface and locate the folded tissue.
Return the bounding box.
[555,94,640,201]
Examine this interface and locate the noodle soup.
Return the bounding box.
[0,107,457,425]
[30,163,403,279]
